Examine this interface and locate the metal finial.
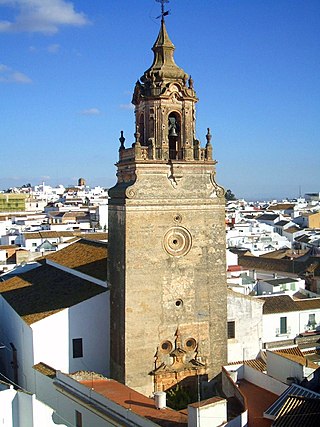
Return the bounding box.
[156,0,169,21]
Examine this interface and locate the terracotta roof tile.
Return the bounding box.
[238,380,276,427]
[274,347,304,357]
[23,231,75,239]
[45,239,107,281]
[80,378,188,426]
[284,226,301,234]
[259,295,299,314]
[267,204,295,211]
[82,232,108,241]
[33,362,56,378]
[0,264,107,325]
[273,351,318,369]
[228,358,266,372]
[295,298,320,311]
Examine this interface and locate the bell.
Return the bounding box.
[169,126,178,137]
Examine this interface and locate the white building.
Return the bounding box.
[259,294,320,344]
[0,240,109,393]
[227,290,264,362]
[0,381,67,427]
[255,276,305,296]
[33,365,228,427]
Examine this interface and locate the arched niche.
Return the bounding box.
[168,111,181,160]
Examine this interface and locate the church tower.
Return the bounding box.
[108,13,227,397]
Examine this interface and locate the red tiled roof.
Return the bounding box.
[229,358,266,372]
[274,347,304,357]
[80,379,188,426]
[238,380,277,427]
[227,265,244,272]
[260,295,299,314]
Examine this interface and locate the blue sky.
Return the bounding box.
[0,0,319,200]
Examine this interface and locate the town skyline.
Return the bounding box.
[1,0,319,200]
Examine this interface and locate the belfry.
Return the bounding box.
[108,8,227,397]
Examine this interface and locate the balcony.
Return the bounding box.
[275,327,291,337]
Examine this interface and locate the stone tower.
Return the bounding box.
[108,16,227,397]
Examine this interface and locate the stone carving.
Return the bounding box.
[163,226,192,257]
[151,329,206,392]
[210,172,225,198]
[173,213,182,224]
[125,187,136,199]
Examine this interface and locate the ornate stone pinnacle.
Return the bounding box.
[134,125,141,145]
[206,128,212,145]
[119,130,125,149]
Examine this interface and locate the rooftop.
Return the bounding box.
[260,295,298,314]
[238,380,276,427]
[80,378,188,427]
[272,351,318,370]
[264,383,320,425]
[262,277,299,286]
[45,239,107,282]
[0,264,107,324]
[273,395,320,426]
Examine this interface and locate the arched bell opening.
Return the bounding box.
[168,112,181,160]
[139,113,145,145]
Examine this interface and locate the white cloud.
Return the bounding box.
[81,108,102,116]
[47,43,60,53]
[11,71,32,83]
[0,0,89,34]
[120,103,134,110]
[28,43,61,54]
[0,63,32,83]
[0,64,10,72]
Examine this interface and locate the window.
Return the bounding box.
[308,314,316,329]
[227,321,235,339]
[280,317,287,334]
[72,338,83,358]
[75,410,82,427]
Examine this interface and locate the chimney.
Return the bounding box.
[154,391,166,409]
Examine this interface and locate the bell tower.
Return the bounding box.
[108,12,227,397]
[132,17,197,162]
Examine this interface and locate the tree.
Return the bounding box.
[225,189,236,201]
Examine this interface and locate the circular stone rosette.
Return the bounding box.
[163,226,192,257]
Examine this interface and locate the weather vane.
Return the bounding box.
[156,0,170,21]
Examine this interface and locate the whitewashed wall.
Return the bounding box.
[53,371,157,427]
[31,290,110,378]
[68,291,110,375]
[0,296,34,391]
[0,387,67,427]
[266,350,305,383]
[188,399,227,427]
[227,292,263,362]
[298,309,320,332]
[0,249,6,264]
[262,312,299,343]
[0,388,16,426]
[32,309,70,374]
